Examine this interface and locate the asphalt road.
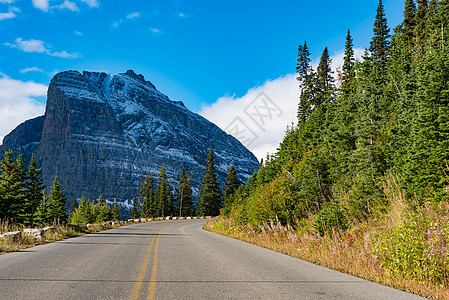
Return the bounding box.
[0,219,425,300]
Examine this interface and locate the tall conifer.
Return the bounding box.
[48,176,67,224]
[139,170,155,218]
[403,0,417,43]
[197,148,222,216]
[296,41,314,123]
[177,168,193,217]
[342,29,355,85]
[25,156,45,226]
[369,0,390,71]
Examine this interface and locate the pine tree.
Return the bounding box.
[177,167,193,217]
[0,150,25,222]
[296,41,315,123]
[25,156,45,226]
[35,191,48,225]
[342,29,355,85]
[70,199,78,217]
[154,164,172,217]
[369,0,391,71]
[415,0,428,42]
[139,170,155,218]
[315,47,334,106]
[112,200,120,221]
[48,176,67,224]
[403,0,417,43]
[223,164,241,199]
[131,197,140,219]
[197,148,222,216]
[426,0,439,33]
[223,164,242,214]
[95,195,110,222]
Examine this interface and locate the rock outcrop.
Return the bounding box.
[1,70,259,206]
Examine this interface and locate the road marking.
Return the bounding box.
[147,228,162,300]
[129,227,161,300]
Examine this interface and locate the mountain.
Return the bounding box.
[0,70,258,207]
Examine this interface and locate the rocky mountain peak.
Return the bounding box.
[1,70,258,208]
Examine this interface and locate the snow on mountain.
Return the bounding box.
[1,70,259,207]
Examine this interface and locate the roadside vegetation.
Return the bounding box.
[0,219,123,255]
[208,1,449,299]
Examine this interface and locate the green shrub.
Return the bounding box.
[373,211,449,284]
[313,201,349,237]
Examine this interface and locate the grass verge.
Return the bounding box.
[205,209,449,300]
[0,223,123,255]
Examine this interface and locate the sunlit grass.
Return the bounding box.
[205,175,449,299]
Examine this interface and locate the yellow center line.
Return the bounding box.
[129,227,161,300]
[147,227,162,300]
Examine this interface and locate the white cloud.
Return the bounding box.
[32,0,49,12]
[75,30,83,35]
[5,37,81,59]
[0,0,15,3]
[0,74,46,143]
[0,6,19,20]
[178,12,189,18]
[200,48,365,160]
[200,74,298,161]
[57,0,79,12]
[80,0,98,8]
[126,12,140,19]
[20,67,44,73]
[112,20,120,28]
[150,27,163,34]
[7,38,48,53]
[0,10,14,20]
[52,50,81,58]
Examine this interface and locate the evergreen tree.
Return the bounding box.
[95,195,110,222]
[25,155,45,226]
[315,47,334,107]
[154,165,172,217]
[426,0,439,33]
[296,41,315,123]
[369,0,391,71]
[48,176,67,224]
[415,0,428,42]
[342,29,355,85]
[112,200,120,221]
[177,167,193,217]
[223,164,242,214]
[70,199,78,217]
[131,197,140,219]
[197,148,222,216]
[138,170,155,218]
[35,191,48,225]
[402,0,417,43]
[223,164,241,199]
[0,150,25,222]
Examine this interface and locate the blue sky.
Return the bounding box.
[0,0,406,158]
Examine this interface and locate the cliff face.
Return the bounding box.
[1,70,258,205]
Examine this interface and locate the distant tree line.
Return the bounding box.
[0,146,243,226]
[133,148,242,218]
[70,195,120,225]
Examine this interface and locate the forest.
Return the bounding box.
[215,1,449,297]
[224,0,449,234]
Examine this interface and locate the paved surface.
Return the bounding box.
[0,219,425,299]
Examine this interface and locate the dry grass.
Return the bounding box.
[0,222,123,255]
[205,174,449,299]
